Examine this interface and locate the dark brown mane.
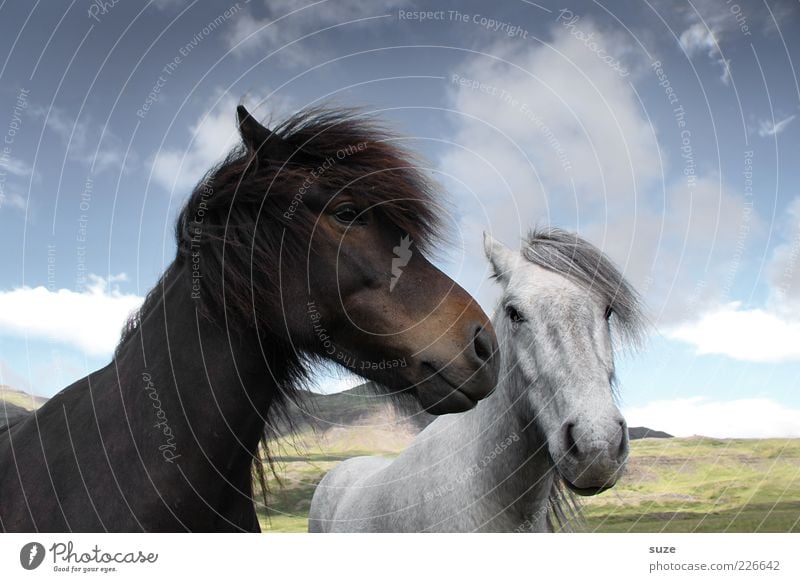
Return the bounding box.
[119,106,443,352]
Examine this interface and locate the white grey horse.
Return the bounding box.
[308,228,644,532]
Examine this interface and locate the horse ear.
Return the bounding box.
[483,232,516,283]
[236,105,284,157]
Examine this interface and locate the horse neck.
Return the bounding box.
[114,259,286,495]
[459,333,555,527]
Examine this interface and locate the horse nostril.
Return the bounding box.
[471,325,496,365]
[617,420,629,458]
[563,422,578,457]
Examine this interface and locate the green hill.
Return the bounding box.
[275,382,435,435]
[0,385,46,411]
[0,385,45,431]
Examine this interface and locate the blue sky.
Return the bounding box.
[0,0,799,437]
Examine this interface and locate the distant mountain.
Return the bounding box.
[0,386,45,431]
[277,382,434,435]
[628,426,673,440]
[278,383,670,441]
[0,385,47,411]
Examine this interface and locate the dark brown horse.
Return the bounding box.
[0,105,498,532]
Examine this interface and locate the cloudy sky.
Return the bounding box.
[0,0,798,438]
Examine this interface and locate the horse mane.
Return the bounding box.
[115,104,445,513]
[522,227,646,348]
[520,227,646,532]
[118,104,443,357]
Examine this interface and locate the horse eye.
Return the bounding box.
[604,306,613,321]
[505,304,524,324]
[333,204,364,225]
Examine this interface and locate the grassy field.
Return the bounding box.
[256,435,800,533]
[580,437,800,532]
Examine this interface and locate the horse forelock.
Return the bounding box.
[175,106,442,321]
[521,227,646,349]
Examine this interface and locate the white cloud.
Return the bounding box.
[625,397,800,438]
[440,21,660,251]
[0,275,143,357]
[227,0,402,63]
[758,114,796,137]
[678,22,717,55]
[667,301,800,362]
[151,96,243,195]
[678,22,731,85]
[678,22,717,57]
[666,0,796,42]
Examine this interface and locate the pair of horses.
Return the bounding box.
[309,229,643,532]
[0,104,641,533]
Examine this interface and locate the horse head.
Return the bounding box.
[484,229,644,494]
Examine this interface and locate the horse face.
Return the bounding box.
[484,234,628,495]
[235,106,499,415]
[300,195,499,415]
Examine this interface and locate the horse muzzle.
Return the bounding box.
[549,416,629,495]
